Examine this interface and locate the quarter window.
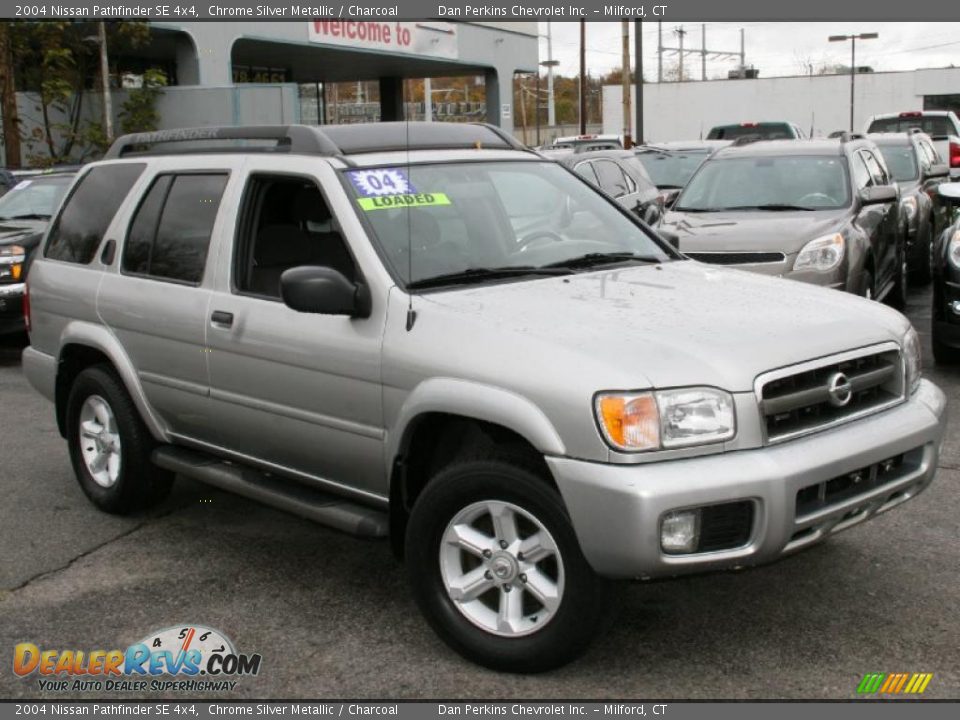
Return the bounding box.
[45,164,145,264]
[122,173,228,284]
[593,160,632,198]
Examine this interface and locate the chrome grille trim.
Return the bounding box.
[686,251,787,265]
[754,342,905,445]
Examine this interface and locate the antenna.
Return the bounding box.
[405,85,417,332]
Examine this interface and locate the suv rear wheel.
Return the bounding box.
[405,454,608,673]
[66,365,173,513]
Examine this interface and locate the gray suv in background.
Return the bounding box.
[22,124,945,673]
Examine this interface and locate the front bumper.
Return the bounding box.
[0,282,25,334]
[549,379,946,579]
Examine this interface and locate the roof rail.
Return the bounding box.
[104,125,341,159]
[105,122,534,160]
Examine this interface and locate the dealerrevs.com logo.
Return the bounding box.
[13,625,262,693]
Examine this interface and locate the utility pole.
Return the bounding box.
[97,21,113,145]
[701,24,707,80]
[546,21,556,127]
[0,22,21,168]
[634,19,644,144]
[579,19,586,134]
[829,32,878,132]
[621,20,632,148]
[657,21,663,82]
[675,26,686,82]
[740,28,746,70]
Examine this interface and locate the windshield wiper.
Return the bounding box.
[718,204,816,212]
[2,213,51,221]
[406,266,571,290]
[543,252,662,270]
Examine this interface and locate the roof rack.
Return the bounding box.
[104,122,535,160]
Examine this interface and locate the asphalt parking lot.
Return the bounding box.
[1,285,958,700]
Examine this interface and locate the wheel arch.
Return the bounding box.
[55,322,168,442]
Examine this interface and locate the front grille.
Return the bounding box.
[697,501,754,552]
[686,251,786,265]
[757,344,903,444]
[795,448,922,518]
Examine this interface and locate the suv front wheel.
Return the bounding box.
[66,365,174,514]
[405,454,608,673]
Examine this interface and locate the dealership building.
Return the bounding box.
[3,20,538,164]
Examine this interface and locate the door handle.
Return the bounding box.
[211,310,234,327]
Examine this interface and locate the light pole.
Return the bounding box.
[828,32,878,132]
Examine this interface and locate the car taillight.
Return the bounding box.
[950,141,960,168]
[23,279,31,333]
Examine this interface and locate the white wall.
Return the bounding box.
[603,67,960,142]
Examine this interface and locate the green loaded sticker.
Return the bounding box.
[357,193,451,211]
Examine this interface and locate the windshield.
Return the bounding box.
[675,155,850,211]
[345,161,670,287]
[706,123,794,140]
[877,145,919,182]
[868,116,954,136]
[0,176,73,220]
[635,149,711,188]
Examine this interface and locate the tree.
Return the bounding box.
[0,22,20,168]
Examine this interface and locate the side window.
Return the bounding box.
[235,174,357,299]
[862,150,889,185]
[573,161,599,186]
[594,160,630,197]
[920,140,941,166]
[45,163,145,264]
[850,153,873,191]
[122,174,228,284]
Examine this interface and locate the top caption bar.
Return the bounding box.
[0,0,958,20]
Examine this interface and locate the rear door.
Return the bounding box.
[98,158,233,443]
[859,148,900,289]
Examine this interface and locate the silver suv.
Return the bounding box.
[23,124,946,673]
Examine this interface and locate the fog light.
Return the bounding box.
[950,301,960,316]
[660,510,701,554]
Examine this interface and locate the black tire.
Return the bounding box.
[932,320,960,364]
[405,454,609,673]
[858,267,875,301]
[66,365,173,514]
[910,221,933,286]
[885,248,908,311]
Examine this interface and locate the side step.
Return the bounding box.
[152,446,388,538]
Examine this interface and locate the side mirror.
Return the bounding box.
[926,163,950,179]
[659,228,681,250]
[859,185,898,205]
[936,182,960,204]
[280,266,371,318]
[659,189,681,209]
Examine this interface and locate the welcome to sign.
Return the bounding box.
[308,20,459,60]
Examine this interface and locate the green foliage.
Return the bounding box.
[119,68,167,135]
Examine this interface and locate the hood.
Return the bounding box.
[417,261,910,393]
[0,221,44,247]
[662,209,848,257]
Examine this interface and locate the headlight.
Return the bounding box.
[596,387,736,452]
[0,245,25,282]
[903,327,921,396]
[902,196,918,224]
[794,233,844,273]
[947,230,960,270]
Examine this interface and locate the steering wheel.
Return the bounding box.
[516,230,566,252]
[796,193,834,206]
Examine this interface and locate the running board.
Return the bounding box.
[152,446,388,538]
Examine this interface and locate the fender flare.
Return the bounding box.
[58,321,170,442]
[386,377,566,473]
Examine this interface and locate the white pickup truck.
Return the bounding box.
[865,111,960,179]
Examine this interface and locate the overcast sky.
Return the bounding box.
[537,22,960,79]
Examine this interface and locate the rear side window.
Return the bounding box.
[45,164,145,264]
[122,173,228,284]
[594,160,632,197]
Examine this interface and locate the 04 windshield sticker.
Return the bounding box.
[348,169,416,196]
